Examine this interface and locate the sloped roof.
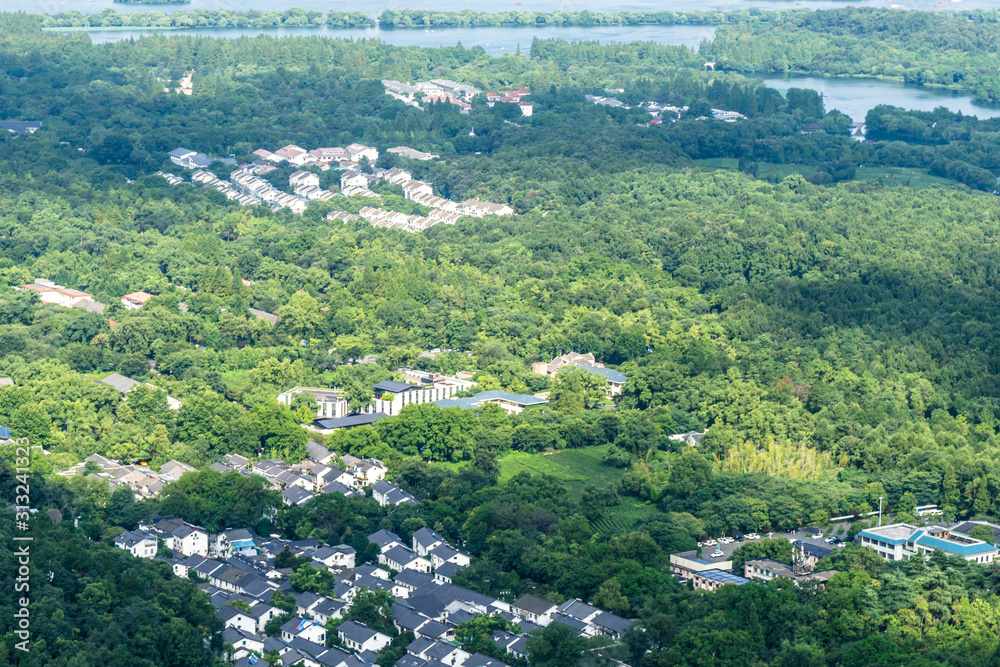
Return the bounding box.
[100,373,140,393]
[575,363,627,384]
[313,413,387,430]
[306,440,331,462]
[338,619,380,644]
[373,380,417,393]
[513,594,556,615]
[412,527,445,549]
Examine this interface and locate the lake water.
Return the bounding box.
[763,76,1000,122]
[84,23,717,54]
[19,0,999,15]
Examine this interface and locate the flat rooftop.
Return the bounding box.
[861,523,918,542]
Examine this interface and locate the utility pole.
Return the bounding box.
[878,496,884,527]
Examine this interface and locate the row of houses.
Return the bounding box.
[279,370,477,423]
[253,143,378,167]
[70,452,195,499]
[290,170,337,201]
[230,169,310,214]
[400,178,514,218]
[192,169,262,207]
[382,79,481,113]
[159,168,269,209]
[383,79,533,117]
[118,508,631,667]
[209,445,398,506]
[339,165,410,197]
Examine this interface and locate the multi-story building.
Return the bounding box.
[857,523,999,563]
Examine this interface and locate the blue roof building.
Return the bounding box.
[435,390,548,415]
[691,568,749,591]
[857,523,999,563]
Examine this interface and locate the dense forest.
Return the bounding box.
[4,7,1000,666]
[703,7,1000,102]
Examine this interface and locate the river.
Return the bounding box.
[20,0,1000,14]
[762,76,1000,122]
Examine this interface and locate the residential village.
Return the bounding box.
[33,348,640,666]
[381,79,533,116]
[110,431,634,667]
[160,139,514,234]
[583,93,747,126]
[21,295,997,666]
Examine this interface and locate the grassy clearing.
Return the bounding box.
[853,166,957,188]
[693,157,740,170]
[499,446,661,536]
[499,445,623,498]
[753,162,817,181]
[590,502,660,536]
[221,370,253,393]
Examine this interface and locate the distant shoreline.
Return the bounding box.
[43,22,719,33]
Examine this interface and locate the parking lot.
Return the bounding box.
[677,525,851,562]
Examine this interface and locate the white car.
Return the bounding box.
[697,542,704,547]
[705,540,718,547]
[710,550,725,558]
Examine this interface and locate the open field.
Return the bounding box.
[752,162,817,181]
[499,446,658,535]
[853,166,958,188]
[693,157,739,170]
[221,370,253,393]
[499,445,622,498]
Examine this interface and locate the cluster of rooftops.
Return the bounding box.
[164,140,515,233]
[117,513,631,667]
[381,79,533,117]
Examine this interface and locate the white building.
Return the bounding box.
[115,530,158,558]
[289,170,320,189]
[346,143,378,163]
[277,387,351,419]
[121,291,153,310]
[857,523,1000,563]
[19,279,94,308]
[338,620,391,654]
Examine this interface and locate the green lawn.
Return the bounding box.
[221,370,253,393]
[753,162,817,181]
[499,446,660,535]
[499,445,622,497]
[590,503,660,536]
[693,157,740,170]
[853,166,957,188]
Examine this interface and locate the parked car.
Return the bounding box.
[710,550,725,558]
[736,535,745,542]
[697,542,704,547]
[705,540,718,547]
